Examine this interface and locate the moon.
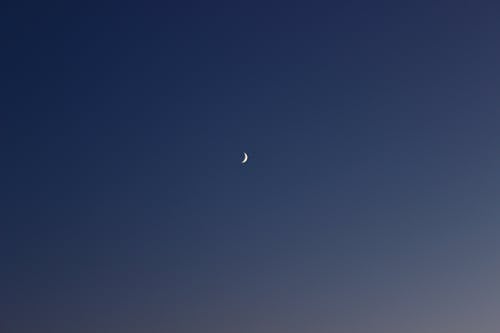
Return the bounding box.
[242,152,248,164]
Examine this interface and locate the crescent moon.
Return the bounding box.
[242,152,248,164]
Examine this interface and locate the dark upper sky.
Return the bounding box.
[2,1,500,332]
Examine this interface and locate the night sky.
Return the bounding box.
[2,1,500,332]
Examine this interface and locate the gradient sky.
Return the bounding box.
[2,1,500,332]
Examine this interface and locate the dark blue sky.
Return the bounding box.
[2,1,500,332]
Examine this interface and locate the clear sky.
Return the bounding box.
[2,1,500,332]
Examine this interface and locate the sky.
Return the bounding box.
[2,1,500,332]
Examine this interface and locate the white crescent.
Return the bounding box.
[242,152,248,164]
